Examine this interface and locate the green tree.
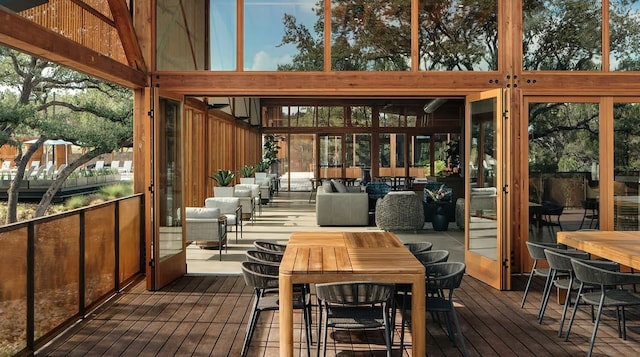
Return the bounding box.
[0,47,132,223]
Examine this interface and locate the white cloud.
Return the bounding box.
[247,50,293,71]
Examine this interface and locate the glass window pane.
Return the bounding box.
[379,133,391,169]
[157,0,207,70]
[613,102,640,230]
[211,0,237,70]
[346,134,371,180]
[528,102,599,243]
[284,134,315,190]
[396,134,405,168]
[244,0,324,71]
[348,106,371,127]
[609,1,640,71]
[419,0,498,71]
[331,0,411,71]
[523,0,602,71]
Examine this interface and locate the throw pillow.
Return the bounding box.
[331,179,348,193]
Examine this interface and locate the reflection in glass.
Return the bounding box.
[156,0,207,70]
[609,1,640,71]
[331,0,411,71]
[411,135,430,177]
[523,0,602,70]
[379,134,391,171]
[396,134,405,168]
[211,0,237,70]
[528,102,599,242]
[286,134,315,191]
[348,106,371,127]
[319,134,342,178]
[0,228,28,355]
[245,0,323,71]
[613,102,640,230]
[159,99,183,261]
[468,98,497,260]
[346,134,371,180]
[419,0,498,71]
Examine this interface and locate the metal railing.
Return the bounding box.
[0,194,145,356]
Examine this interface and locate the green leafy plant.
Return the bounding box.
[255,160,270,173]
[238,164,254,178]
[263,134,280,166]
[210,169,235,186]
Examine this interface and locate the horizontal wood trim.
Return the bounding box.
[519,72,640,94]
[0,10,146,88]
[153,71,505,96]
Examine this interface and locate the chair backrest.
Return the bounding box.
[315,282,395,305]
[254,240,287,253]
[205,197,240,214]
[525,241,559,260]
[43,164,55,179]
[544,248,589,273]
[1,161,10,170]
[571,258,637,287]
[23,165,35,179]
[55,163,67,177]
[110,160,120,169]
[245,250,283,265]
[30,165,44,179]
[426,262,466,291]
[414,249,450,267]
[95,160,104,170]
[404,242,433,255]
[122,160,133,172]
[31,160,39,168]
[241,261,279,290]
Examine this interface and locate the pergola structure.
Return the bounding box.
[2,0,640,293]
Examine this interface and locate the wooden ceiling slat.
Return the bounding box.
[69,0,116,27]
[0,9,146,88]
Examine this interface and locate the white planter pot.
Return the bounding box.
[240,178,255,184]
[214,186,235,197]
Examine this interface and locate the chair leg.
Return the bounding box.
[564,283,584,342]
[322,312,329,357]
[451,306,469,357]
[558,277,574,337]
[521,261,537,308]
[301,298,311,357]
[316,303,323,357]
[587,296,606,357]
[383,305,392,357]
[241,293,261,357]
[538,270,557,324]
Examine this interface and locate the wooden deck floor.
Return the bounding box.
[39,273,640,356]
[38,192,640,356]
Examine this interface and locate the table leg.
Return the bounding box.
[279,274,294,357]
[411,274,426,356]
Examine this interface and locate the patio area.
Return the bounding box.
[38,192,640,356]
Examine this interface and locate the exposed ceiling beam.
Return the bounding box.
[0,9,147,88]
[107,0,147,73]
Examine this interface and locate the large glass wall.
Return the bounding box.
[244,0,324,71]
[346,134,371,180]
[523,0,602,71]
[613,101,640,230]
[210,0,237,70]
[528,102,599,243]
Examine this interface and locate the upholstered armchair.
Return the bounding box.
[235,183,261,219]
[205,197,242,242]
[375,191,424,232]
[185,207,228,261]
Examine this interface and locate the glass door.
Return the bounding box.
[464,89,510,290]
[319,134,343,179]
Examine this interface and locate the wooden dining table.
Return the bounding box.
[278,231,426,356]
[557,230,640,270]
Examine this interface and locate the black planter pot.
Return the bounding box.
[432,214,449,231]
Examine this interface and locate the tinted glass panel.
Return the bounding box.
[419,0,498,71]
[609,0,640,71]
[613,102,640,230]
[523,0,602,70]
[245,0,324,71]
[211,0,237,70]
[0,227,28,356]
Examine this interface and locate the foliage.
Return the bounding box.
[263,134,280,166]
[238,164,254,178]
[65,195,90,210]
[255,160,270,173]
[210,169,235,186]
[100,182,134,199]
[425,184,449,202]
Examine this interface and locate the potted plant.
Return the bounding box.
[263,134,280,174]
[211,169,235,196]
[238,164,255,184]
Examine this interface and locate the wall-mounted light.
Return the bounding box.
[423,98,447,114]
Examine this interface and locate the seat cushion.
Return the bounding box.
[185,207,220,219]
[205,197,240,214]
[224,214,237,225]
[332,179,348,193]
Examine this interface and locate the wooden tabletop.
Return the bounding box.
[557,230,640,269]
[278,231,426,356]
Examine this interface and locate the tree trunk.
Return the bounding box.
[6,137,44,224]
[34,148,104,217]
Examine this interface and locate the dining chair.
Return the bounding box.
[404,242,433,255]
[253,240,287,253]
[566,259,640,357]
[315,281,395,357]
[521,241,561,308]
[240,262,312,357]
[245,249,283,265]
[537,248,590,334]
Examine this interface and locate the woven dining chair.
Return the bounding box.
[521,241,562,308]
[253,240,287,253]
[315,281,395,357]
[566,258,640,357]
[404,242,433,255]
[245,249,283,265]
[240,262,311,357]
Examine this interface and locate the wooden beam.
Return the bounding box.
[107,0,148,72]
[0,9,147,88]
[154,71,504,96]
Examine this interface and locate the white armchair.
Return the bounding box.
[235,183,261,219]
[185,207,228,261]
[205,197,242,242]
